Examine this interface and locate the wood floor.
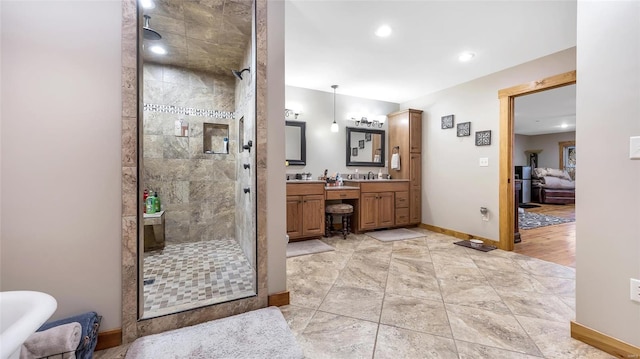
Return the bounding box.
[514,203,576,268]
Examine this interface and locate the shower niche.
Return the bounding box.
[203,123,229,154]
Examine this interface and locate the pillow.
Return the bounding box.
[546,168,572,180]
[533,167,548,178]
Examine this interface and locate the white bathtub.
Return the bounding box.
[0,291,57,359]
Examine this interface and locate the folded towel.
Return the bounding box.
[21,322,81,359]
[391,153,400,170]
[38,312,100,359]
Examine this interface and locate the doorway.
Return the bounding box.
[497,71,576,251]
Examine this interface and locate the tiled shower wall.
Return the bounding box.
[142,63,237,244]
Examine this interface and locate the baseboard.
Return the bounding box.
[571,321,640,359]
[268,291,290,306]
[418,223,496,245]
[95,329,122,351]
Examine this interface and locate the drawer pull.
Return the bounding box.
[340,194,347,197]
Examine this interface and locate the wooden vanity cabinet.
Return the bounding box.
[355,181,409,231]
[286,182,325,240]
[388,109,423,225]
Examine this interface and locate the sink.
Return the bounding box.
[0,291,57,359]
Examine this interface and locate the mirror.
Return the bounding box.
[346,127,385,167]
[285,121,306,165]
[139,0,257,319]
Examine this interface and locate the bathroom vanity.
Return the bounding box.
[286,181,326,241]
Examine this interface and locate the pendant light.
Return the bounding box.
[330,85,339,133]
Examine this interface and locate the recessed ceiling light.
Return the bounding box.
[140,0,155,9]
[458,52,476,62]
[375,25,392,38]
[149,45,167,55]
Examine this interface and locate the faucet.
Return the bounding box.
[367,171,374,180]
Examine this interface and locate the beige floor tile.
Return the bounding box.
[514,257,576,279]
[496,288,575,322]
[446,303,543,356]
[93,343,131,359]
[279,304,316,338]
[297,311,378,359]
[321,235,363,253]
[380,293,451,338]
[484,269,549,294]
[373,324,458,359]
[471,254,525,273]
[318,284,384,322]
[532,274,576,297]
[391,245,432,262]
[287,275,336,309]
[438,278,511,314]
[385,258,442,301]
[455,340,544,359]
[335,253,390,291]
[516,315,616,359]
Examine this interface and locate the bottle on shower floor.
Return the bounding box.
[154,192,161,212]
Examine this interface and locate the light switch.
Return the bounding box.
[479,157,489,167]
[630,136,640,160]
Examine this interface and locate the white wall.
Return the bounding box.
[526,131,576,169]
[402,48,576,240]
[1,1,122,330]
[266,0,287,294]
[285,86,399,179]
[576,1,640,346]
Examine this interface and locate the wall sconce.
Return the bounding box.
[351,117,383,128]
[285,108,300,119]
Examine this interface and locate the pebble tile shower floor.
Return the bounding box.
[143,238,255,318]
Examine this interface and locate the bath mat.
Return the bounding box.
[519,211,574,230]
[454,240,497,252]
[366,228,425,242]
[125,307,303,359]
[286,239,335,258]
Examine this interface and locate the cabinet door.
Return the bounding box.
[409,111,422,153]
[286,195,303,238]
[409,153,421,187]
[410,188,421,224]
[378,192,395,227]
[360,193,378,230]
[302,194,325,236]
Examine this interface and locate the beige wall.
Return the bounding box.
[513,134,531,167]
[576,1,640,346]
[0,1,122,330]
[402,47,576,240]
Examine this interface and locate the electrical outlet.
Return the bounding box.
[630,136,640,160]
[479,157,489,167]
[631,278,640,303]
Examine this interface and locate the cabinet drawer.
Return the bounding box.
[326,189,359,200]
[395,191,409,208]
[395,208,410,225]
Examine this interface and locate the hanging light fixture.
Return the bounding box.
[330,85,339,133]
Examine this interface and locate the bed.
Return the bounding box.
[531,167,575,204]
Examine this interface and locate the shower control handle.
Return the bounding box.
[243,187,250,194]
[243,163,250,169]
[242,140,253,152]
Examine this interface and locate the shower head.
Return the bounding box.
[232,68,250,80]
[143,15,162,40]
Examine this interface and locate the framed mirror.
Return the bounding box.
[346,127,385,167]
[285,121,306,165]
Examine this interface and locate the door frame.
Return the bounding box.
[498,71,576,250]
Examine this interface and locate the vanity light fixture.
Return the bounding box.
[351,117,383,128]
[330,85,339,133]
[285,108,300,119]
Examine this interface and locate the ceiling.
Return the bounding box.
[284,0,577,104]
[142,0,252,78]
[514,84,576,136]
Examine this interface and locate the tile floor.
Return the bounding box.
[96,228,614,359]
[142,238,256,318]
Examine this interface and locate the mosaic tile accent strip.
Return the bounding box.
[142,238,256,318]
[144,103,235,119]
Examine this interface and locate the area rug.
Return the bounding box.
[286,239,335,258]
[519,211,575,230]
[125,307,303,359]
[366,228,425,242]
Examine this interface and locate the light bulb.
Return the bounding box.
[150,45,167,55]
[330,121,339,133]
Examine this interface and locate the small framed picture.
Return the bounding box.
[352,147,358,156]
[475,130,492,146]
[365,132,372,141]
[457,122,471,137]
[441,114,454,129]
[359,140,365,149]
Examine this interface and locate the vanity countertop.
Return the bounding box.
[325,185,360,190]
[286,180,326,184]
[344,178,410,183]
